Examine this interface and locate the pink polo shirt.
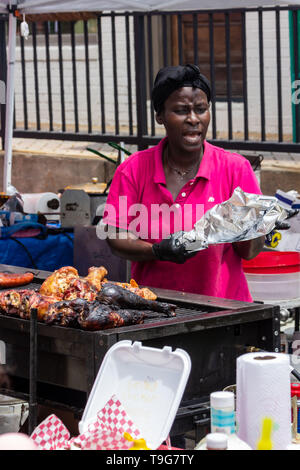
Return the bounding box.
[103,138,262,301]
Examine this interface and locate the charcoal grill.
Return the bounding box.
[0,264,280,439]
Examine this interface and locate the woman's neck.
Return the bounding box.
[166,143,204,170]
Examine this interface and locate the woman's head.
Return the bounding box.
[152,65,211,153]
[151,64,211,114]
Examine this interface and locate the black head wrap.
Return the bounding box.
[151,64,211,113]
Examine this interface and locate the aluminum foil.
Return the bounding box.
[178,186,287,253]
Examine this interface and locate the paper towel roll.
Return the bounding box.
[236,352,291,450]
[21,193,60,220]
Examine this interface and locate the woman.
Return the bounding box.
[102,64,265,302]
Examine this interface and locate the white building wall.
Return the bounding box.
[14,16,137,134]
[206,10,293,141]
[13,11,294,142]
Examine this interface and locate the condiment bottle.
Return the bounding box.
[206,433,228,451]
[257,417,273,450]
[210,391,235,435]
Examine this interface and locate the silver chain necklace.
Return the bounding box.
[165,146,200,180]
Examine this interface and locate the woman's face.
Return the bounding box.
[156,87,210,154]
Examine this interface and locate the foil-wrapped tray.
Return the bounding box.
[178,187,287,253]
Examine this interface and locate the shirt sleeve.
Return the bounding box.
[231,157,262,196]
[102,163,138,230]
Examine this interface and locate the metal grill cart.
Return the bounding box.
[0,264,280,441]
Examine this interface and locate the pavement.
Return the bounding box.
[6,137,300,163]
[3,137,137,160]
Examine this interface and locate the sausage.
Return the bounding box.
[0,272,34,288]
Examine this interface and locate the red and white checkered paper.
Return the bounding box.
[30,414,71,450]
[31,395,141,450]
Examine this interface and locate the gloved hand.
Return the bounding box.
[286,208,299,220]
[152,231,197,264]
[266,209,299,243]
[265,209,299,244]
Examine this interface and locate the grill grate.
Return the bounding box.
[142,306,212,325]
[0,281,43,292]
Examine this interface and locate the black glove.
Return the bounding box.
[265,219,292,244]
[286,208,299,220]
[266,209,299,241]
[152,231,197,264]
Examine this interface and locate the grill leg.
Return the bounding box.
[194,416,211,444]
[295,307,300,332]
[28,308,38,434]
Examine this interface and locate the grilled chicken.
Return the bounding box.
[84,268,157,301]
[84,266,108,291]
[77,303,145,331]
[0,289,30,316]
[0,289,60,321]
[128,287,157,301]
[39,266,79,298]
[113,279,157,301]
[0,267,177,331]
[46,298,145,330]
[63,278,97,301]
[97,283,176,317]
[20,292,61,321]
[45,298,87,327]
[39,265,157,304]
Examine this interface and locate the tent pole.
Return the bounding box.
[3,11,16,193]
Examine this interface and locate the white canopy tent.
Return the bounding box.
[0,0,300,192]
[1,1,300,14]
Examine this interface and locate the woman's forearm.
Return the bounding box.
[232,236,265,260]
[106,231,156,262]
[107,229,265,263]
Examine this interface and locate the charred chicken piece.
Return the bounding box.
[0,289,60,321]
[39,266,79,298]
[63,278,97,301]
[46,298,145,331]
[20,292,61,321]
[77,302,145,331]
[114,279,157,301]
[45,298,87,327]
[84,266,108,291]
[96,283,176,317]
[128,287,157,301]
[0,289,31,316]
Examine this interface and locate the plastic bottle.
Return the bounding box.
[195,433,252,450]
[206,433,228,451]
[195,390,252,450]
[210,391,235,435]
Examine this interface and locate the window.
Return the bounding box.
[171,13,244,100]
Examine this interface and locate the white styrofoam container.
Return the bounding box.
[79,340,191,450]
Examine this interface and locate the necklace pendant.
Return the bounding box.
[165,146,198,181]
[174,169,188,180]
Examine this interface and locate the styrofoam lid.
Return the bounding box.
[79,340,191,450]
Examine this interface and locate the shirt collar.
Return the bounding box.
[194,140,212,181]
[153,137,212,184]
[153,137,168,184]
